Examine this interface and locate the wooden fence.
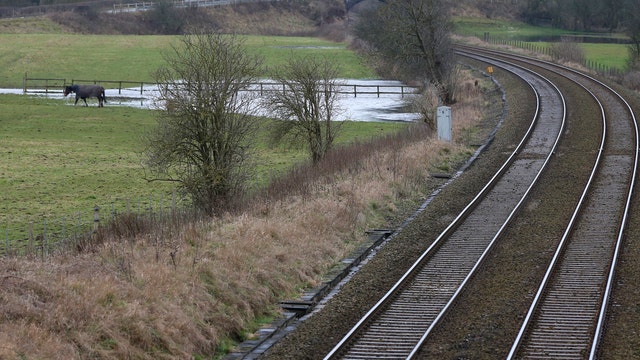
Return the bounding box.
[23,76,150,96]
[22,76,420,98]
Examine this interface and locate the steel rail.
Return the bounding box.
[591,84,638,359]
[516,54,636,360]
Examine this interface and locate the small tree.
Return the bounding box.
[354,0,456,105]
[149,0,183,34]
[551,38,586,65]
[144,32,263,215]
[263,56,344,165]
[623,0,640,70]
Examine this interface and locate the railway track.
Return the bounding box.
[323,52,567,359]
[322,49,638,359]
[469,49,639,360]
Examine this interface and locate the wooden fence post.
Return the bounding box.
[93,206,100,233]
[28,222,34,256]
[42,220,47,257]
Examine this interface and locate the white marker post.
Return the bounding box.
[437,106,452,142]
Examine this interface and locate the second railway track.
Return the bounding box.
[457,47,638,359]
[322,50,568,360]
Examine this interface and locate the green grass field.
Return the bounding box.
[0,93,406,242]
[0,34,376,88]
[454,17,577,40]
[581,43,630,69]
[0,31,386,242]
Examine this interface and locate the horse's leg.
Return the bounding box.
[82,97,88,107]
[74,94,79,106]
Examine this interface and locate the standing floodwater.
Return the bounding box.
[2,79,421,122]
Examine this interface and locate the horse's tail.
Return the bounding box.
[101,87,107,103]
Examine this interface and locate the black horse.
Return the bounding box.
[63,84,107,107]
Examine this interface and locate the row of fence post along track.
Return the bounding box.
[22,76,419,98]
[482,33,624,78]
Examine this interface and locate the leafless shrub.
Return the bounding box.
[259,123,432,205]
[406,85,441,129]
[263,55,343,165]
[147,32,262,216]
[622,71,640,91]
[551,38,585,65]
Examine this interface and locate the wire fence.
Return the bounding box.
[481,34,625,78]
[2,191,191,258]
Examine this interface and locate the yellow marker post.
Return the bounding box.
[487,66,494,75]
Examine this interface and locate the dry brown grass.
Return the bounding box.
[205,3,318,36]
[43,2,324,36]
[623,71,640,91]
[0,69,492,358]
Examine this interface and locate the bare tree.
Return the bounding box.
[262,56,344,165]
[149,0,183,34]
[144,32,263,215]
[354,0,456,105]
[623,0,640,70]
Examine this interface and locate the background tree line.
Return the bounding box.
[518,0,625,32]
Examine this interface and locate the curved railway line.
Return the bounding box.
[259,48,639,359]
[323,52,568,359]
[472,49,639,359]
